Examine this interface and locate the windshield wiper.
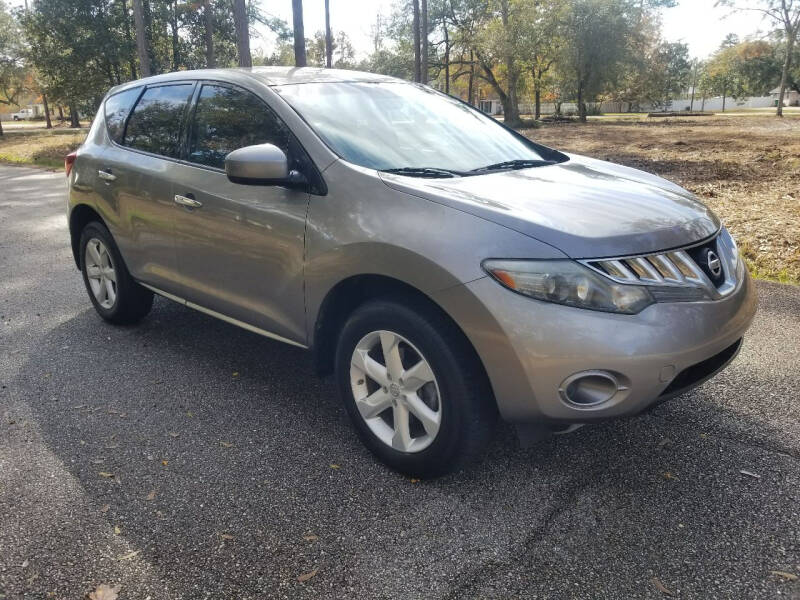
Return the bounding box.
[469,159,557,174]
[380,167,464,178]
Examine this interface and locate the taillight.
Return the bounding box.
[65,151,77,177]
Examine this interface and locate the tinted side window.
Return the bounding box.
[188,84,291,169]
[104,87,141,144]
[124,84,194,158]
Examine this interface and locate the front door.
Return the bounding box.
[170,83,312,345]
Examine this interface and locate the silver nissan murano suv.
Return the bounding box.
[67,67,757,477]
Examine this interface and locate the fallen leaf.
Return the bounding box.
[770,570,798,581]
[186,411,193,418]
[21,559,29,568]
[161,460,168,466]
[87,583,120,600]
[663,472,679,481]
[232,372,239,377]
[410,478,420,484]
[219,441,233,448]
[113,525,121,535]
[740,469,761,479]
[657,438,672,448]
[220,533,234,540]
[117,550,140,561]
[651,577,673,596]
[145,490,156,501]
[303,534,318,542]
[329,464,340,470]
[98,472,114,479]
[168,432,179,438]
[104,444,119,450]
[297,568,318,583]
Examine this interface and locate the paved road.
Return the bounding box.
[1,164,798,600]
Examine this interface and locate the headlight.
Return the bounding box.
[482,259,654,314]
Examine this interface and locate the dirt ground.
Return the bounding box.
[525,115,800,283]
[0,126,86,169]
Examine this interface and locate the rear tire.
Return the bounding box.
[335,298,497,478]
[79,221,153,325]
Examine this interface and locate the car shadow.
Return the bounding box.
[13,284,800,599]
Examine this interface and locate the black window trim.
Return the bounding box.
[102,78,327,195]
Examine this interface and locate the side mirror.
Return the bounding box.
[224,144,306,187]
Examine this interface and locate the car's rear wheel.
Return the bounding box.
[79,222,153,324]
[335,298,496,477]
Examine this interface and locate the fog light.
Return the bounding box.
[559,371,626,407]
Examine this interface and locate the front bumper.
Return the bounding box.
[434,266,757,423]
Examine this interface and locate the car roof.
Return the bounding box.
[106,67,402,96]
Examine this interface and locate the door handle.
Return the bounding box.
[174,194,203,208]
[98,169,116,182]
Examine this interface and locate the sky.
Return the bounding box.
[254,0,775,61]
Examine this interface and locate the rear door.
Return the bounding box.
[168,82,314,344]
[98,82,196,297]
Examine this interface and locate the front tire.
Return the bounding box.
[335,298,497,478]
[79,221,153,324]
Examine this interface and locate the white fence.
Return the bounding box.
[506,95,777,116]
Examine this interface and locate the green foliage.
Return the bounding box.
[0,0,26,108]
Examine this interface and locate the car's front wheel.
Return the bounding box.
[79,221,153,324]
[335,298,496,477]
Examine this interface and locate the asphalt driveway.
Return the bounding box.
[1,164,798,599]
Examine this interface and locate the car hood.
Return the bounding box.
[379,153,719,258]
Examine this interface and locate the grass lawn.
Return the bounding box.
[0,126,87,169]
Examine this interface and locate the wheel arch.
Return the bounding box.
[69,204,106,268]
[311,274,491,401]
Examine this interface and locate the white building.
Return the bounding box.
[770,87,800,107]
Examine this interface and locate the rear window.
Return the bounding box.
[104,87,141,144]
[124,83,194,158]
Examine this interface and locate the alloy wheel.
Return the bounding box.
[85,238,117,309]
[350,330,442,453]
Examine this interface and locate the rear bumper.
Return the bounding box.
[434,266,757,424]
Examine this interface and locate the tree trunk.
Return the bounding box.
[421,0,428,84]
[534,85,541,120]
[467,50,474,105]
[412,0,421,82]
[43,94,52,129]
[0,118,4,137]
[324,0,332,68]
[69,103,80,128]
[292,0,306,67]
[120,0,137,78]
[499,0,520,127]
[132,0,150,77]
[443,23,449,94]
[577,85,586,122]
[203,0,215,68]
[58,105,64,121]
[170,1,180,70]
[776,32,796,117]
[233,0,251,67]
[722,91,726,112]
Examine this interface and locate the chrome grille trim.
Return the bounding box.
[581,231,740,301]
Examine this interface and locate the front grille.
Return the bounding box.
[659,338,742,398]
[582,229,740,301]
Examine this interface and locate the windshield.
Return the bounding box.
[275,82,558,173]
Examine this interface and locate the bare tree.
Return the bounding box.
[233,0,251,67]
[292,0,307,66]
[325,0,332,68]
[203,0,215,68]
[718,0,800,116]
[412,0,421,82]
[132,0,150,77]
[421,0,428,83]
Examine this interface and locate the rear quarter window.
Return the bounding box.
[104,87,142,144]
